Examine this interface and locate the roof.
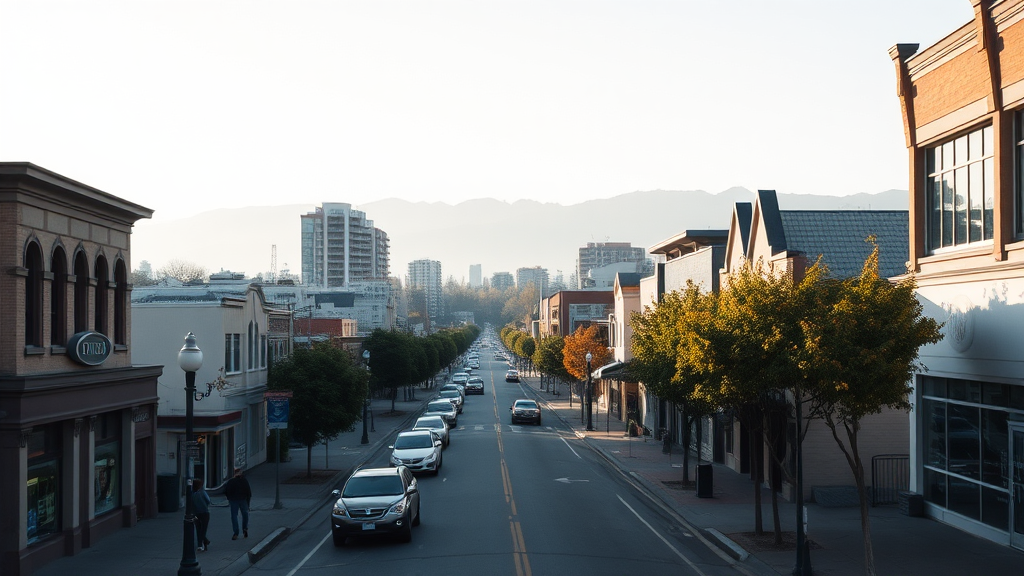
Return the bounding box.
[777,210,909,278]
[648,229,729,257]
[615,273,644,288]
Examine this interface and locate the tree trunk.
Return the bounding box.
[681,413,691,484]
[305,442,313,479]
[749,424,763,535]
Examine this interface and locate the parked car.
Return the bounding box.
[437,388,464,413]
[330,466,420,546]
[452,372,470,385]
[505,369,520,382]
[389,430,443,475]
[510,399,541,425]
[424,399,458,428]
[469,361,480,370]
[412,415,450,447]
[465,377,485,395]
[440,383,465,398]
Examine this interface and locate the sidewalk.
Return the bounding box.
[522,374,1024,576]
[32,393,432,576]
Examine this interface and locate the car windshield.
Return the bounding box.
[342,475,404,497]
[415,417,444,428]
[515,401,538,410]
[427,402,452,412]
[440,390,459,398]
[394,434,434,449]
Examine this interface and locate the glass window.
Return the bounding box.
[928,124,995,250]
[924,467,946,507]
[225,334,241,373]
[94,441,120,515]
[948,477,980,520]
[924,398,946,469]
[949,379,981,402]
[982,486,1009,530]
[922,376,947,398]
[27,460,60,544]
[981,409,1009,488]
[948,404,980,479]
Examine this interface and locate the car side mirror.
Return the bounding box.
[388,445,394,449]
[331,489,341,498]
[435,440,442,447]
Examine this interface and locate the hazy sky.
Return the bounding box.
[2,1,973,221]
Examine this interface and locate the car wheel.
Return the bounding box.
[399,520,413,543]
[332,530,346,547]
[435,455,442,475]
[537,418,542,426]
[412,504,421,527]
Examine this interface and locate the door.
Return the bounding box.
[1011,424,1024,550]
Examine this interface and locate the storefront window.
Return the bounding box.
[94,442,120,515]
[923,398,946,469]
[94,411,122,516]
[27,460,59,544]
[26,424,61,545]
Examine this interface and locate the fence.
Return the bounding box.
[871,454,909,506]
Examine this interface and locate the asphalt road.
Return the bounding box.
[243,352,743,576]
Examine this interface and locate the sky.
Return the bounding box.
[2,1,974,223]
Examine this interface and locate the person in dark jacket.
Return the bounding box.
[192,479,212,551]
[223,468,251,539]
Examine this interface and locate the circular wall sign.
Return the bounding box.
[67,331,112,366]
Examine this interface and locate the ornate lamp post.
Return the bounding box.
[177,332,203,576]
[585,352,594,431]
[361,349,370,445]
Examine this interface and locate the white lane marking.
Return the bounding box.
[285,530,331,576]
[560,437,582,459]
[554,477,590,484]
[616,494,707,576]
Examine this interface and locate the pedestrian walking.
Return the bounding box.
[224,467,251,540]
[191,479,211,551]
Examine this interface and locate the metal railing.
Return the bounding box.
[871,454,909,506]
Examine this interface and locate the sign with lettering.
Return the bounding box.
[267,397,289,429]
[67,331,112,366]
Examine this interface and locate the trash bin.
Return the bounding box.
[157,474,180,513]
[696,464,713,498]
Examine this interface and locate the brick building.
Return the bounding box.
[0,163,160,575]
[891,0,1024,549]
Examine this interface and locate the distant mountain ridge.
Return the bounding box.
[132,188,909,284]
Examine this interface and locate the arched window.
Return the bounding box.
[114,259,127,345]
[74,250,89,333]
[25,241,44,347]
[94,256,109,336]
[51,246,68,346]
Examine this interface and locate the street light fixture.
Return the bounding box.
[585,351,594,431]
[177,332,203,576]
[361,349,370,445]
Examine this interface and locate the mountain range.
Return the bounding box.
[131,187,910,285]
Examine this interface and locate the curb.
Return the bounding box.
[247,527,288,563]
[706,528,750,561]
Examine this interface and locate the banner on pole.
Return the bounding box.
[267,396,290,429]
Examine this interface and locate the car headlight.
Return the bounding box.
[388,498,407,515]
[423,452,437,463]
[332,502,348,517]
[390,454,402,466]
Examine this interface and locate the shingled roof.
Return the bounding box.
[777,210,909,279]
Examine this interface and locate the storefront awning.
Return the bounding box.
[158,410,242,433]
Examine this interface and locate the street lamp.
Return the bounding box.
[177,332,203,576]
[585,352,594,431]
[361,349,370,445]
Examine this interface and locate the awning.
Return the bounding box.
[158,410,242,433]
[592,361,624,379]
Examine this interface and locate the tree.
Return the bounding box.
[515,335,536,374]
[267,342,367,478]
[502,284,538,328]
[630,283,720,482]
[533,335,571,391]
[364,329,414,411]
[800,245,942,576]
[157,259,208,284]
[562,325,611,380]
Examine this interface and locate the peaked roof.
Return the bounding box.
[749,190,908,279]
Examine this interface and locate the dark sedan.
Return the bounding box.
[510,399,541,425]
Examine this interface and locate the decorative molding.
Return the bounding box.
[89,415,97,432]
[20,428,32,448]
[74,418,83,438]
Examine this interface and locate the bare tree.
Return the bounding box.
[157,259,208,284]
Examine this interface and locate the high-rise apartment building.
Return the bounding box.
[300,203,390,288]
[491,272,514,291]
[407,259,443,325]
[469,264,482,287]
[577,242,649,289]
[516,266,549,296]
